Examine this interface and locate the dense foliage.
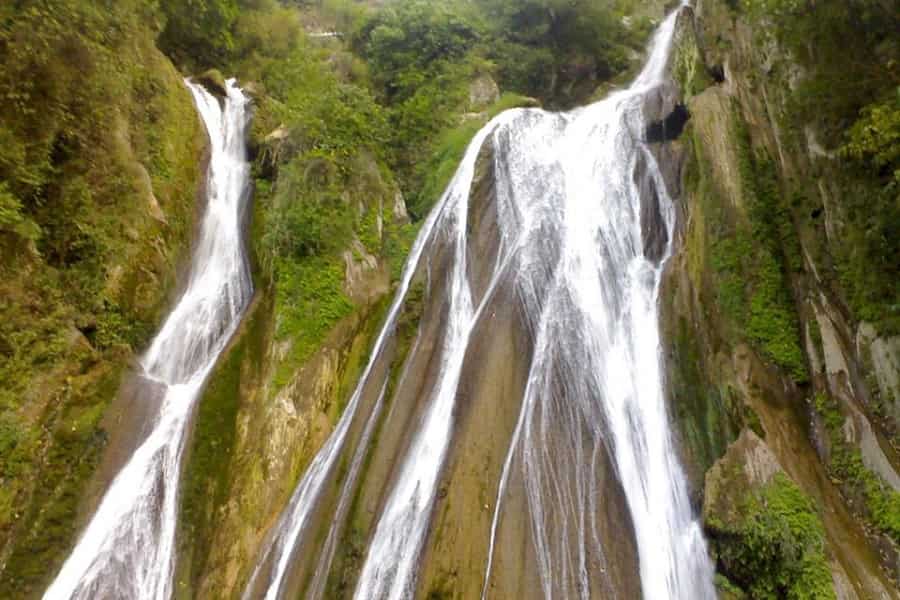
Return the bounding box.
[813,393,900,544]
[710,473,836,600]
[740,0,900,334]
[10,0,897,596]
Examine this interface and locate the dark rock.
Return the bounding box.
[195,69,227,98]
[708,63,726,84]
[646,103,690,143]
[634,151,669,264]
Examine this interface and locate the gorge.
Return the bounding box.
[0,0,897,599]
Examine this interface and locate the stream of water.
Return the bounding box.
[44,79,253,600]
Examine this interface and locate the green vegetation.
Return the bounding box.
[0,364,123,597]
[178,295,270,590]
[0,0,203,591]
[812,393,900,543]
[668,312,745,476]
[412,92,536,218]
[324,279,427,598]
[271,256,354,389]
[686,110,807,382]
[736,0,900,334]
[233,0,657,397]
[158,0,239,68]
[708,472,836,600]
[473,0,650,105]
[346,0,652,212]
[732,122,807,381]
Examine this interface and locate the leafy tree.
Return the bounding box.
[157,0,240,68]
[356,0,483,103]
[842,93,900,184]
[475,0,637,103]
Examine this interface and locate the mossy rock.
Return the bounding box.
[703,430,836,600]
[196,69,228,98]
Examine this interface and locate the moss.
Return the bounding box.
[668,313,742,480]
[714,573,748,599]
[672,22,713,101]
[195,68,227,97]
[382,213,420,283]
[0,363,123,598]
[331,297,392,421]
[709,472,835,600]
[271,255,355,392]
[425,572,456,600]
[0,3,204,585]
[812,392,900,543]
[178,292,270,592]
[690,107,807,383]
[324,279,426,597]
[357,204,382,257]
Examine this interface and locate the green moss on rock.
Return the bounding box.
[812,393,900,544]
[178,291,270,592]
[704,431,836,600]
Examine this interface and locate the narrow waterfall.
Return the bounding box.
[44,80,253,600]
[245,4,714,599]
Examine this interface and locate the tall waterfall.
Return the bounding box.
[44,80,253,600]
[245,3,714,598]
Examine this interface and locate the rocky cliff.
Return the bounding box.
[662,2,899,597]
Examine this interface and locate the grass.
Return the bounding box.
[271,256,355,391]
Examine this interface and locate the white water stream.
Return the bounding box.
[480,7,714,597]
[44,79,252,600]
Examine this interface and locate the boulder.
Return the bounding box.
[469,74,500,110]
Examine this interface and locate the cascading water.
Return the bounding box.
[44,79,253,600]
[479,7,714,598]
[246,3,714,598]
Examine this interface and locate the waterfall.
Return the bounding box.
[479,8,715,597]
[44,79,253,600]
[246,3,714,598]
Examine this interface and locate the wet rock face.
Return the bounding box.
[634,151,669,264]
[420,136,643,600]
[635,80,688,264]
[646,103,690,143]
[858,323,900,431]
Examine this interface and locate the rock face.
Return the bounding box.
[468,75,500,111]
[661,0,900,597]
[178,3,897,599]
[703,430,837,599]
[173,179,401,598]
[196,69,228,99]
